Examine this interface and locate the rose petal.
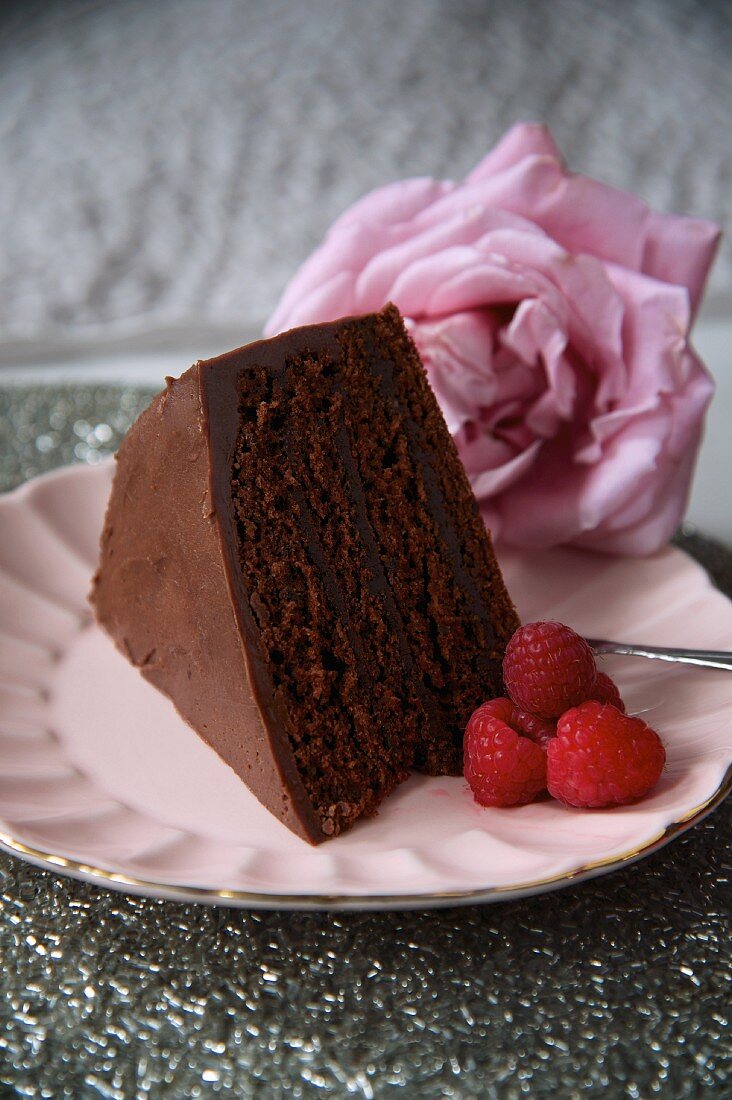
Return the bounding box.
[414,312,498,434]
[470,439,543,499]
[642,212,720,320]
[333,177,452,233]
[467,122,563,180]
[586,444,702,555]
[354,208,532,310]
[267,270,356,333]
[265,123,719,556]
[388,246,534,316]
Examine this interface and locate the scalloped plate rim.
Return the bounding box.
[0,769,729,911]
[0,460,731,911]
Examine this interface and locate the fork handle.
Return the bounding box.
[588,641,732,672]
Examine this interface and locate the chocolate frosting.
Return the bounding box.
[91,308,518,844]
[90,361,322,842]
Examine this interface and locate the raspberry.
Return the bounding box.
[503,621,597,719]
[472,697,556,749]
[513,708,557,750]
[590,670,626,713]
[464,700,547,807]
[547,701,666,808]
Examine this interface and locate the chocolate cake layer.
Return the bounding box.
[91,306,519,843]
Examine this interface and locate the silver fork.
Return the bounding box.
[586,638,732,672]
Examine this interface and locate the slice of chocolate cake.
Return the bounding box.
[91,305,519,843]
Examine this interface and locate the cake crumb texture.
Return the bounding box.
[229,306,519,838]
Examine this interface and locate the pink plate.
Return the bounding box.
[0,461,730,910]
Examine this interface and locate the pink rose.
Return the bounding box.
[266,123,720,554]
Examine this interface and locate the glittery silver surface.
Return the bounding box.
[0,386,730,1099]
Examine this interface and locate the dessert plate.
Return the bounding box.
[0,462,730,911]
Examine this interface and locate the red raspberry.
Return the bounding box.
[547,701,666,808]
[464,700,547,807]
[473,697,556,749]
[590,670,626,713]
[513,708,556,751]
[503,621,597,719]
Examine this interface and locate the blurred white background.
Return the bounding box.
[0,0,729,539]
[1,0,729,333]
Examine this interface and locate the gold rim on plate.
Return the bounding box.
[2,763,729,911]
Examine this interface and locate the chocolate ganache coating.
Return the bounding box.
[90,356,321,842]
[91,307,519,843]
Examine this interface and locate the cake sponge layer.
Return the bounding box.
[92,306,519,842]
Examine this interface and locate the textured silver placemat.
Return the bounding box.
[0,386,730,1099]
